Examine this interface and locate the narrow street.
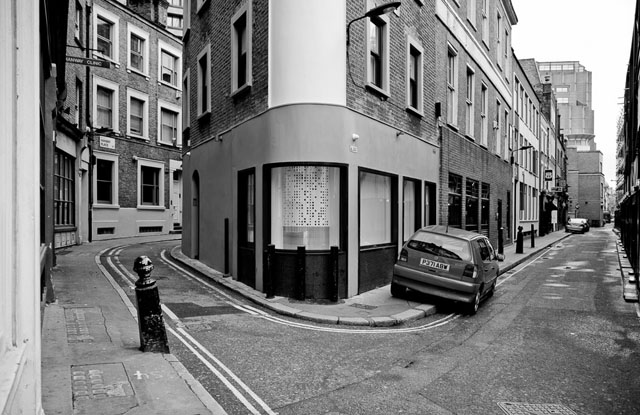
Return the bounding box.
[101,225,640,415]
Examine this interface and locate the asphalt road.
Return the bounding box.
[103,226,640,415]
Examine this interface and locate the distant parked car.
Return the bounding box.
[566,217,589,233]
[391,225,504,315]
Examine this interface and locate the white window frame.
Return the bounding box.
[495,100,502,156]
[136,158,165,209]
[127,23,149,76]
[93,76,120,133]
[126,88,149,140]
[446,44,458,126]
[467,0,477,29]
[231,1,253,95]
[406,35,423,115]
[480,82,488,147]
[158,40,182,89]
[197,43,211,117]
[466,66,475,139]
[157,100,182,147]
[366,14,391,97]
[496,11,503,69]
[183,68,190,130]
[481,0,489,48]
[74,1,83,42]
[93,151,119,207]
[93,5,119,64]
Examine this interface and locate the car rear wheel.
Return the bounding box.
[390,282,406,298]
[466,290,481,315]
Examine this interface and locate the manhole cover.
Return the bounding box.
[498,401,577,415]
[164,302,242,318]
[349,303,377,310]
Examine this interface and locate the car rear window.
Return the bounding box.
[407,231,472,261]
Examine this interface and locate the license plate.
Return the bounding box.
[419,258,450,271]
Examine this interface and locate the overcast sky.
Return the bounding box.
[510,0,636,186]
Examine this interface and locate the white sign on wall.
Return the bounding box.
[99,136,115,149]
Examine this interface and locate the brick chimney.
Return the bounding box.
[128,0,168,28]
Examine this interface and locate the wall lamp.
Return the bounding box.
[510,145,533,165]
[346,2,401,46]
[346,2,401,88]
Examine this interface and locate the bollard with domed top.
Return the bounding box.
[133,256,169,353]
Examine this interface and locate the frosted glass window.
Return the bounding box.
[360,171,392,246]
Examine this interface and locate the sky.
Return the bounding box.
[510,0,636,186]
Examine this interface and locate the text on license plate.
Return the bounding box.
[419,258,450,271]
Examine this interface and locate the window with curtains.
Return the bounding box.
[54,151,75,227]
[129,97,144,135]
[97,86,113,128]
[97,16,114,58]
[360,171,393,246]
[448,173,462,228]
[465,178,479,232]
[161,50,179,86]
[271,165,341,250]
[161,108,178,143]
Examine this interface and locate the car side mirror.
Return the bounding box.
[496,254,505,262]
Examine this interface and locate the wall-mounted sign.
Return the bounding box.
[544,169,553,181]
[551,186,563,193]
[99,136,115,149]
[65,56,110,68]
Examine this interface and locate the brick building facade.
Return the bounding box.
[60,0,183,244]
[182,0,441,299]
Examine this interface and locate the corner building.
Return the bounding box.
[434,0,517,248]
[182,0,441,299]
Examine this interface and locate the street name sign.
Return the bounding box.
[65,56,110,68]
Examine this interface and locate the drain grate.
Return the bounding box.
[349,303,377,310]
[164,302,242,318]
[498,402,577,415]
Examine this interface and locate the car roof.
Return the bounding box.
[414,225,484,241]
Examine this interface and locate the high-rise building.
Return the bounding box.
[537,60,604,226]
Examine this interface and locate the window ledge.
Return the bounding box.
[128,134,149,142]
[127,67,149,79]
[365,83,390,100]
[94,204,120,209]
[93,54,119,68]
[158,141,179,148]
[137,205,166,211]
[406,106,423,118]
[197,110,211,121]
[446,122,459,132]
[158,80,181,91]
[230,82,252,98]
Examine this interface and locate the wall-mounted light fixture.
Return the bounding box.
[352,133,360,142]
[346,2,401,88]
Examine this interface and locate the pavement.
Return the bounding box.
[171,229,574,327]
[43,227,624,415]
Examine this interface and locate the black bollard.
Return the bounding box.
[133,256,169,353]
[264,244,275,299]
[330,246,339,303]
[296,246,306,301]
[498,227,504,255]
[530,224,535,248]
[516,226,524,254]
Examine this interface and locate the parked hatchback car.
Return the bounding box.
[391,225,504,315]
[566,217,589,233]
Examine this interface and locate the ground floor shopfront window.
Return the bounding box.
[270,165,341,250]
